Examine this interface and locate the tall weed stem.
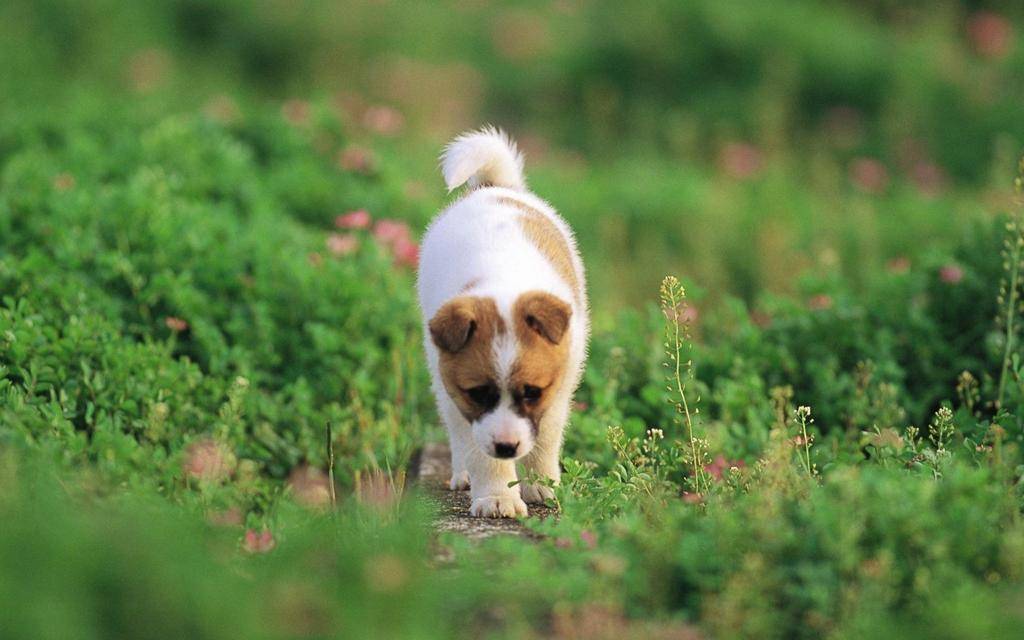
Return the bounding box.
[660,276,709,495]
[996,186,1023,410]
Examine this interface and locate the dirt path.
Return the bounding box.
[412,442,557,540]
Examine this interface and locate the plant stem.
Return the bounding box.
[326,421,337,508]
[665,281,706,494]
[801,418,812,477]
[997,215,1022,410]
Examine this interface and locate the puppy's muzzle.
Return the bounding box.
[492,441,519,459]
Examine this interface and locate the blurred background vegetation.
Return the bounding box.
[5,0,1024,310]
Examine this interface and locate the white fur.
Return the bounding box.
[440,126,526,192]
[418,128,589,518]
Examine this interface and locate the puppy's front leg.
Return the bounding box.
[520,449,560,505]
[442,404,471,491]
[520,403,568,504]
[466,448,527,518]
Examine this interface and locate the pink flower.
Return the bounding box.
[887,257,911,274]
[704,455,745,481]
[968,12,1014,60]
[808,294,833,311]
[849,157,889,194]
[579,530,598,549]
[940,264,964,284]
[243,529,276,554]
[573,401,589,412]
[307,252,324,267]
[281,99,311,126]
[326,233,359,257]
[373,219,412,244]
[362,105,405,136]
[335,209,371,229]
[338,146,375,173]
[372,219,418,268]
[720,142,763,179]
[911,161,946,198]
[392,236,419,268]
[183,438,235,483]
[165,316,189,332]
[680,304,699,325]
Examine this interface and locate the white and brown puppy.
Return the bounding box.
[417,127,589,518]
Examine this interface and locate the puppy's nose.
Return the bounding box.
[493,441,519,459]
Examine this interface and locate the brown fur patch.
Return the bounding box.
[498,196,581,301]
[509,291,572,431]
[429,296,506,422]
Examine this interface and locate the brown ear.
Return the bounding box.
[429,297,479,353]
[515,291,572,344]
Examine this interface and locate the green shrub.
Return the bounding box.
[0,104,431,498]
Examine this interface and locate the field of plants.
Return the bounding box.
[3,1,1024,638]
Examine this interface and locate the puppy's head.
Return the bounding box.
[429,291,572,460]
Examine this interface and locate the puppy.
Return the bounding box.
[417,127,589,518]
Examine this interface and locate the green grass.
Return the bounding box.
[2,98,1023,639]
[3,1,1024,638]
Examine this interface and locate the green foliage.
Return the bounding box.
[2,2,1024,638]
[0,104,432,498]
[6,0,1024,186]
[0,454,452,640]
[6,0,1014,307]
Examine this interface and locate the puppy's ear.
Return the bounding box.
[515,291,572,345]
[429,297,478,353]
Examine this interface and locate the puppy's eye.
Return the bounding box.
[465,384,499,409]
[522,385,543,403]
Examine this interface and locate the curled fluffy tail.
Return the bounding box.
[440,126,525,192]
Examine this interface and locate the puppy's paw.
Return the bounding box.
[469,494,528,518]
[449,470,470,491]
[520,482,556,505]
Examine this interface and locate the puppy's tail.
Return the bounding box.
[440,126,525,192]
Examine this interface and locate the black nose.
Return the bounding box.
[493,442,519,459]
